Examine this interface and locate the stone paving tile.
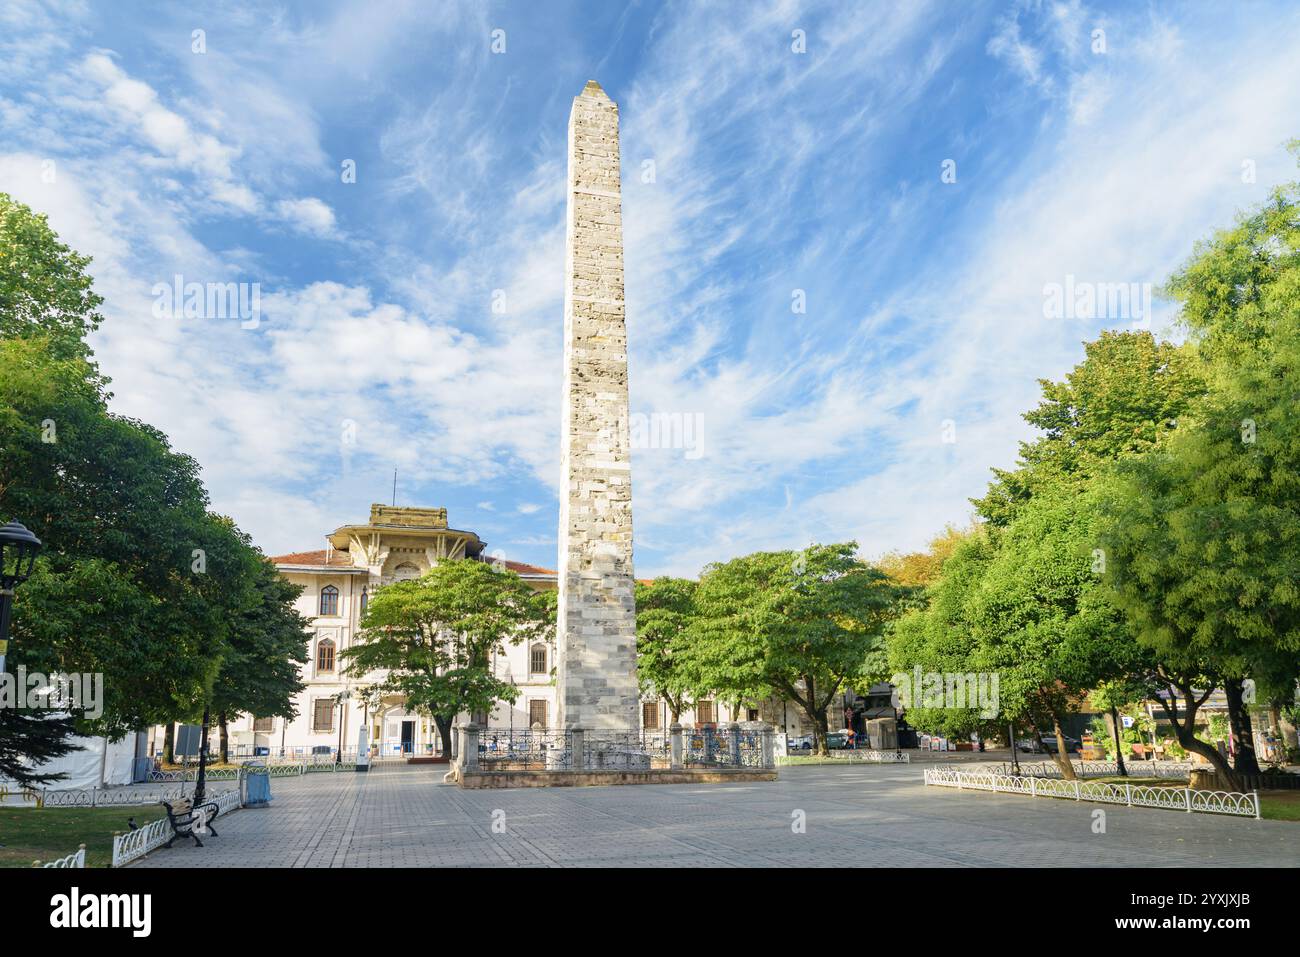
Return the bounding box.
[132,765,1300,868]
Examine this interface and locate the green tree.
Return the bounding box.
[343,560,553,756]
[1101,158,1300,782]
[212,557,311,762]
[973,331,1202,526]
[689,543,904,754]
[1,195,304,782]
[887,529,1000,744]
[0,193,104,367]
[0,708,78,787]
[635,577,701,725]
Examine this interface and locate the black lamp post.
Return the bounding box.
[335,689,352,765]
[0,521,43,676]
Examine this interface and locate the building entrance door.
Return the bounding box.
[401,720,415,755]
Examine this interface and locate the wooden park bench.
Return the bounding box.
[161,797,222,848]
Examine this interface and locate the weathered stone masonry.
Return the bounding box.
[555,80,641,730]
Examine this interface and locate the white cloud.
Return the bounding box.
[275,197,337,238]
[80,52,256,213]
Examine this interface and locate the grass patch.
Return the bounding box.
[777,754,900,766]
[1072,776,1299,822]
[0,806,164,868]
[1259,790,1300,822]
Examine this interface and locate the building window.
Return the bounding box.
[359,586,368,616]
[320,585,339,616]
[528,700,547,728]
[253,717,274,733]
[316,638,336,674]
[642,701,660,730]
[747,708,759,722]
[696,700,714,725]
[529,644,547,675]
[392,562,420,582]
[312,698,335,733]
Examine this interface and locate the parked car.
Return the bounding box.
[1017,734,1080,754]
[786,735,814,751]
[826,731,858,750]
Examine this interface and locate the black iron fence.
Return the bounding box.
[463,725,775,771]
[683,726,767,767]
[477,728,574,770]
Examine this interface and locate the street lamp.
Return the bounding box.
[0,521,42,676]
[335,689,352,765]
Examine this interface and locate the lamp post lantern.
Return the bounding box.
[0,521,43,676]
[336,689,352,765]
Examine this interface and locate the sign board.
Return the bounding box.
[175,724,203,757]
[1121,716,1134,728]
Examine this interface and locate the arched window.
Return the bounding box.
[316,638,336,674]
[529,644,547,675]
[319,585,339,616]
[359,586,368,616]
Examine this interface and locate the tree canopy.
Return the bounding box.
[0,192,306,783]
[344,559,554,755]
[686,543,906,752]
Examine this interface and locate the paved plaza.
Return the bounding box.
[133,764,1299,868]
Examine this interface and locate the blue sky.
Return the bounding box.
[3,0,1300,576]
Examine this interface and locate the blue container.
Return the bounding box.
[243,762,272,807]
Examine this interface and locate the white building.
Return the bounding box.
[209,504,745,760]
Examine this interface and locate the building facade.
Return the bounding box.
[208,504,744,759]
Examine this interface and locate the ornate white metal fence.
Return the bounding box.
[923,767,1260,818]
[995,760,1192,780]
[799,750,910,764]
[39,785,222,807]
[111,816,171,868]
[148,761,353,783]
[110,788,246,867]
[38,844,86,868]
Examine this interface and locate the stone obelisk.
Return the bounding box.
[554,80,640,731]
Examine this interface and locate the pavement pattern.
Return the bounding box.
[132,764,1300,868]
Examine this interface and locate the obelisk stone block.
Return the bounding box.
[555,80,641,731]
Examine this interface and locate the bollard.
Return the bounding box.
[570,727,586,771]
[669,723,683,770]
[461,723,480,772]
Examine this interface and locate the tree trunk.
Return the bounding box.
[433,715,453,758]
[1224,678,1261,775]
[218,711,229,764]
[162,722,175,765]
[1044,714,1077,780]
[1108,705,1127,777]
[811,707,830,755]
[1156,677,1240,790]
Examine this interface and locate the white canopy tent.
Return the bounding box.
[1,731,143,790]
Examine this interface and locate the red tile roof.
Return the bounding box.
[498,559,557,576]
[269,549,558,578]
[270,548,357,567]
